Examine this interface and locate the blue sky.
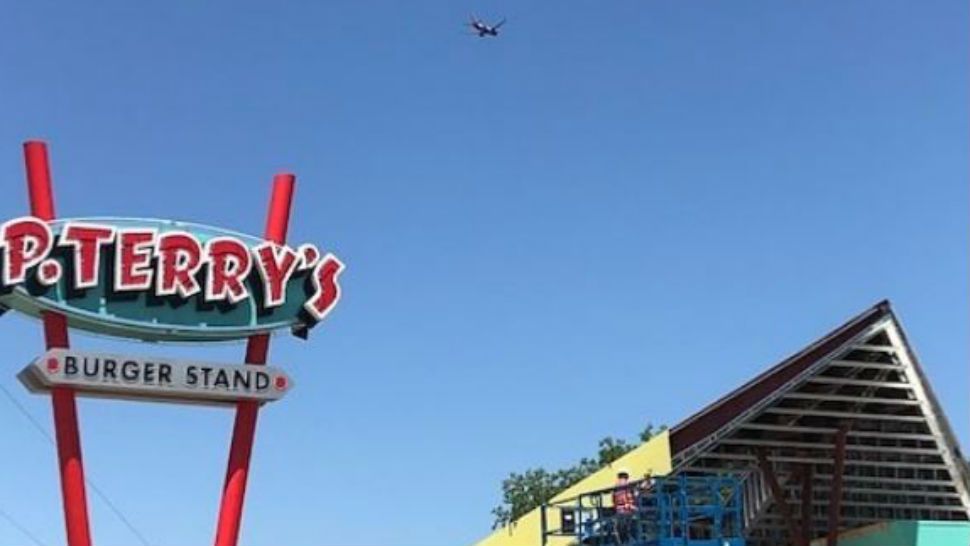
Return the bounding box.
[0,1,966,545]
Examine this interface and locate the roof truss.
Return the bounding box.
[668,304,970,546]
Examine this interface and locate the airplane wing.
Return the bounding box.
[494,18,507,29]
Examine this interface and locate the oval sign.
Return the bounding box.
[0,216,344,342]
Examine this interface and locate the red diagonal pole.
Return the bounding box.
[213,173,295,546]
[24,141,94,546]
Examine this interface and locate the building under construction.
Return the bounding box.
[475,301,970,546]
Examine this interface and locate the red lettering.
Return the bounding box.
[304,254,344,322]
[1,217,53,285]
[205,237,252,303]
[37,260,62,286]
[59,223,115,289]
[155,232,203,298]
[296,243,320,270]
[115,229,156,292]
[253,243,299,308]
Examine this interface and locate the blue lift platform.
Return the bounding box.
[540,475,746,546]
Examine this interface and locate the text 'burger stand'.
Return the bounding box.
[4,141,345,546]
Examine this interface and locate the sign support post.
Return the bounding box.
[24,141,94,546]
[213,173,295,546]
[8,143,341,546]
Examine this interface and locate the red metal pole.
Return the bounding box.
[213,173,295,546]
[24,141,94,546]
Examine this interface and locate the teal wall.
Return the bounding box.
[816,521,970,546]
[914,521,970,545]
[832,521,914,546]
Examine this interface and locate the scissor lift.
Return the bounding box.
[541,475,746,546]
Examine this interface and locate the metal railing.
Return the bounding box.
[540,475,746,546]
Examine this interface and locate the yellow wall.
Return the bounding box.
[474,430,672,546]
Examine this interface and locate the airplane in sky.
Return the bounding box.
[468,16,506,38]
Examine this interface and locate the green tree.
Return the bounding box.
[596,437,633,466]
[638,423,667,443]
[491,423,664,529]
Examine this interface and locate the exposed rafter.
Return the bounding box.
[667,301,970,546]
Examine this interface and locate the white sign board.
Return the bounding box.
[18,349,292,407]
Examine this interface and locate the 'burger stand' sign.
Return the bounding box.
[20,349,292,405]
[8,141,343,546]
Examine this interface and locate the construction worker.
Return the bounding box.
[640,469,655,492]
[612,469,637,544]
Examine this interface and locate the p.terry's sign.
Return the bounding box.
[0,216,344,342]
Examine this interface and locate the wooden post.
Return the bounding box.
[826,426,849,546]
[800,463,814,546]
[756,448,801,546]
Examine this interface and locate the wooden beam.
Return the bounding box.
[700,452,948,470]
[720,437,940,455]
[801,464,814,546]
[827,426,849,545]
[805,376,910,388]
[764,407,925,422]
[755,448,802,546]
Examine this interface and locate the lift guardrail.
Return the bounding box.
[540,474,746,546]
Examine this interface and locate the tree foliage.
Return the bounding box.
[491,423,667,529]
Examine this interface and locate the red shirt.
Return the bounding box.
[613,485,636,514]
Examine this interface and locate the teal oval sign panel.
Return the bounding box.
[0,216,344,342]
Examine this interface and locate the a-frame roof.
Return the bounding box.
[667,300,970,545]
